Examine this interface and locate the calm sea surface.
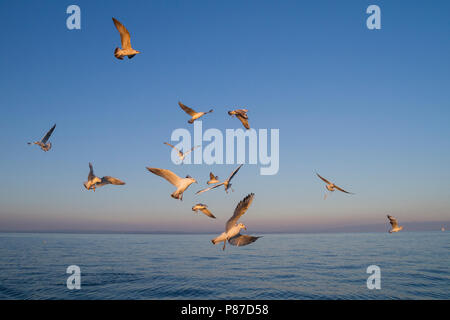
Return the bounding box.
[0,232,448,299]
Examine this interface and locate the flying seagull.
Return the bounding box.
[316,173,353,199]
[196,164,243,195]
[146,167,197,200]
[192,204,216,219]
[207,172,219,185]
[28,124,56,152]
[163,142,199,164]
[178,101,213,124]
[228,109,250,129]
[211,193,260,250]
[112,17,141,60]
[387,215,403,233]
[83,163,125,192]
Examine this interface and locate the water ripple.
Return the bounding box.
[0,232,448,299]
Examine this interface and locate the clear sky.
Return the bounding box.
[0,0,449,233]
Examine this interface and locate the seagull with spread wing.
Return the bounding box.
[211,193,260,251]
[178,101,213,124]
[163,142,199,164]
[146,167,197,200]
[112,17,141,60]
[83,163,125,192]
[207,172,219,185]
[228,109,250,129]
[192,204,216,219]
[28,124,56,152]
[196,164,243,195]
[316,173,353,199]
[387,215,403,233]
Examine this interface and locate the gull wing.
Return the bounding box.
[228,234,260,247]
[387,215,398,228]
[209,172,216,180]
[98,176,125,187]
[184,145,199,156]
[236,109,249,119]
[200,207,216,219]
[227,164,243,182]
[226,193,254,232]
[112,18,131,49]
[334,184,353,194]
[88,162,95,180]
[178,102,197,116]
[146,167,182,187]
[195,182,224,195]
[164,142,181,154]
[316,173,331,185]
[236,114,250,129]
[41,124,56,143]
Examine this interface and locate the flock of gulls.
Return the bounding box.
[27,17,411,252]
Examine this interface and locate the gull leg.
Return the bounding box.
[222,240,227,251]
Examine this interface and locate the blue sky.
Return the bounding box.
[0,0,449,233]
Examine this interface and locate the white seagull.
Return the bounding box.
[387,215,403,233]
[207,172,219,185]
[228,109,250,129]
[211,193,260,251]
[316,173,354,199]
[192,204,216,219]
[178,101,213,124]
[146,167,197,200]
[112,17,141,60]
[83,163,125,192]
[163,142,199,164]
[196,164,243,195]
[28,124,56,152]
